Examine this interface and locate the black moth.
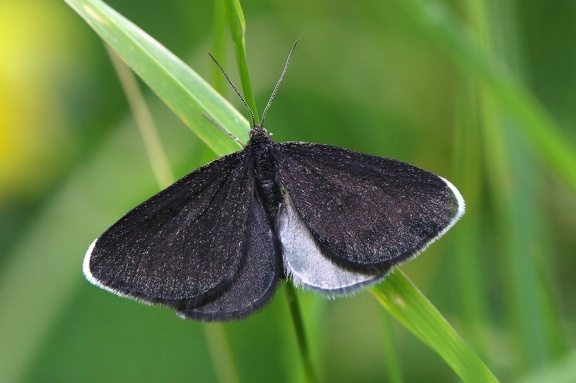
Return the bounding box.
[84,42,465,321]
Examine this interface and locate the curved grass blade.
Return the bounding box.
[370,272,500,383]
[223,0,259,121]
[65,0,249,154]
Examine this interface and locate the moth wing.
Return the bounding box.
[274,142,464,290]
[176,194,282,321]
[84,151,254,307]
[278,193,385,295]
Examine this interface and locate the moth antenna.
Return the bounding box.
[202,112,245,148]
[261,39,299,127]
[208,53,257,128]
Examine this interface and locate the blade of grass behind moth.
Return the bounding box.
[285,283,319,383]
[203,324,241,383]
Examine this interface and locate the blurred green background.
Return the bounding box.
[1,0,575,382]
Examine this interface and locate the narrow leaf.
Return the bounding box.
[65,0,249,154]
[370,272,500,383]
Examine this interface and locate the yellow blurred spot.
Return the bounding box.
[0,0,88,203]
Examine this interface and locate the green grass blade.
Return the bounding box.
[211,0,228,92]
[370,272,500,383]
[65,0,249,154]
[285,284,319,383]
[223,0,259,121]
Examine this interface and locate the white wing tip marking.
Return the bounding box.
[82,237,141,302]
[398,176,465,264]
[439,175,466,232]
[82,238,100,286]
